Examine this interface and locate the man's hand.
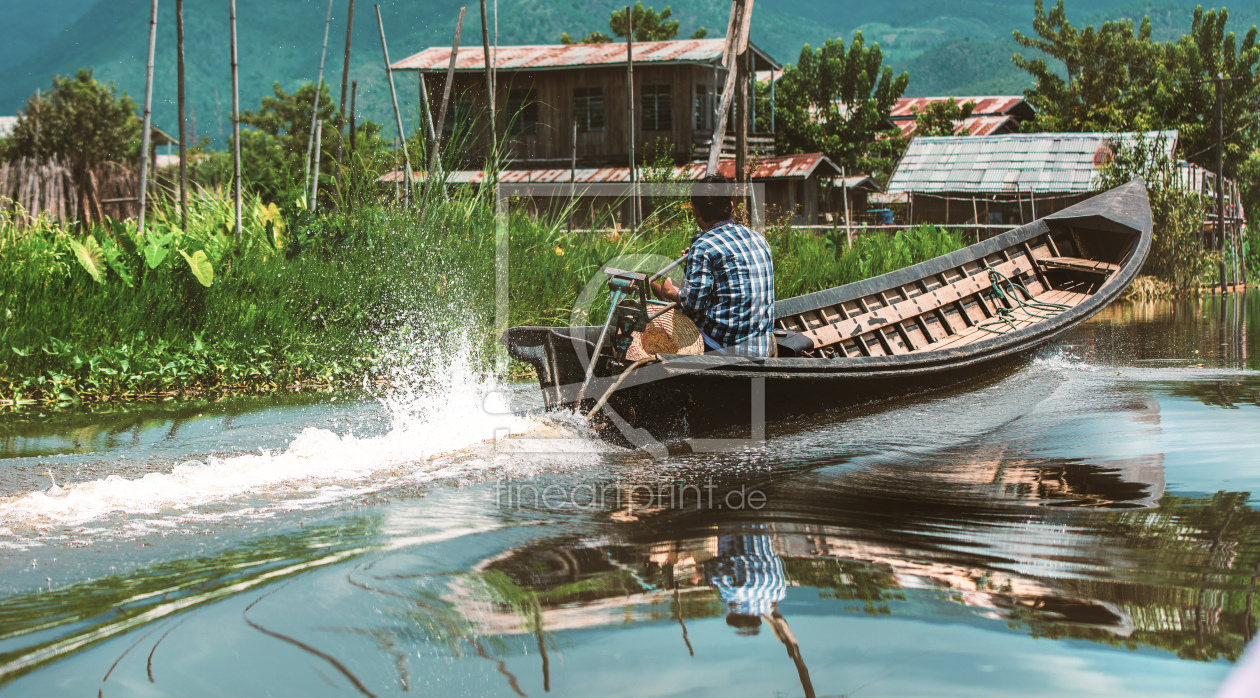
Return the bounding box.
[651,276,681,303]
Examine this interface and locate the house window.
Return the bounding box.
[642,84,672,132]
[443,92,474,134]
[693,84,708,131]
[507,88,538,135]
[573,87,605,132]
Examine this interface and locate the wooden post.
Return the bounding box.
[137,0,158,237]
[304,0,334,199]
[625,6,637,232]
[971,196,978,240]
[309,120,322,211]
[335,0,355,179]
[1215,74,1227,293]
[570,120,577,229]
[376,3,416,202]
[419,73,436,145]
[1030,188,1036,220]
[429,7,466,178]
[735,38,747,191]
[176,0,187,231]
[706,0,751,175]
[908,192,913,225]
[945,193,949,225]
[480,0,495,155]
[769,67,775,134]
[349,80,358,158]
[230,0,241,235]
[841,166,851,247]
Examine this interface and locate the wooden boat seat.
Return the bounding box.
[909,289,1090,353]
[1038,257,1119,276]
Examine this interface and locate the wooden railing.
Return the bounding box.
[692,135,775,159]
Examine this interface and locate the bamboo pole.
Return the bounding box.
[309,120,322,212]
[231,0,242,235]
[176,0,187,231]
[349,80,358,157]
[335,0,355,182]
[625,6,637,232]
[304,0,334,198]
[735,35,747,188]
[972,196,980,241]
[137,0,158,237]
[429,7,466,178]
[705,0,751,175]
[493,0,498,104]
[841,166,851,247]
[419,74,436,144]
[480,0,495,154]
[376,3,416,202]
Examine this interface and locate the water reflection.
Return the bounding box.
[0,294,1256,696]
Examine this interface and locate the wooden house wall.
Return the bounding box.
[421,64,722,166]
[907,192,1091,227]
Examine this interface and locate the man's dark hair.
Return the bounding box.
[725,612,762,636]
[691,173,734,222]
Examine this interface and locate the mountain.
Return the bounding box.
[0,0,1256,148]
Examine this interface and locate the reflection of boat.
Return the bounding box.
[504,180,1153,443]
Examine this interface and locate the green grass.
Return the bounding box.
[1,179,967,406]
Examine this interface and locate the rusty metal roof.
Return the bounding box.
[893,115,1021,139]
[378,152,840,184]
[888,96,1034,120]
[392,38,780,72]
[888,131,1178,195]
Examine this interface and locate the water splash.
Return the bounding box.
[0,330,552,535]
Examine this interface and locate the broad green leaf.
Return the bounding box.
[179,249,214,287]
[99,236,135,288]
[70,236,106,283]
[143,232,175,269]
[109,217,139,257]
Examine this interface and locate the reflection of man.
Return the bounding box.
[702,534,787,634]
[701,534,816,698]
[650,174,775,357]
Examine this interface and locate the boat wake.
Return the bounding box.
[0,337,599,547]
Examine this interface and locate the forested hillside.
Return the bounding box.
[1,0,1256,146]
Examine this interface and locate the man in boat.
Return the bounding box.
[649,174,776,356]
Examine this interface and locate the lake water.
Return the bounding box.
[1,292,1257,697]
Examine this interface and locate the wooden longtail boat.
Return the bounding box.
[503,179,1153,446]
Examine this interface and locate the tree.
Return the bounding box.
[1095,132,1207,287]
[1013,0,1163,133]
[773,32,909,180]
[560,3,705,45]
[1013,2,1259,178]
[238,81,380,201]
[1,68,141,171]
[1151,7,1260,177]
[913,98,977,137]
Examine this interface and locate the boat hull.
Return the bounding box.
[503,180,1154,447]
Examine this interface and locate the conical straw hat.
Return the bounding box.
[625,307,704,360]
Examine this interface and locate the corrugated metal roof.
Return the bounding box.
[392,38,780,72]
[888,96,1032,119]
[379,152,842,184]
[887,131,1179,195]
[894,115,1020,138]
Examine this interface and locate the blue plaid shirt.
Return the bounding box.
[678,220,775,357]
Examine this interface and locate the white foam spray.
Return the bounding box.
[0,331,563,536]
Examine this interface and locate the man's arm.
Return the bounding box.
[676,244,715,315]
